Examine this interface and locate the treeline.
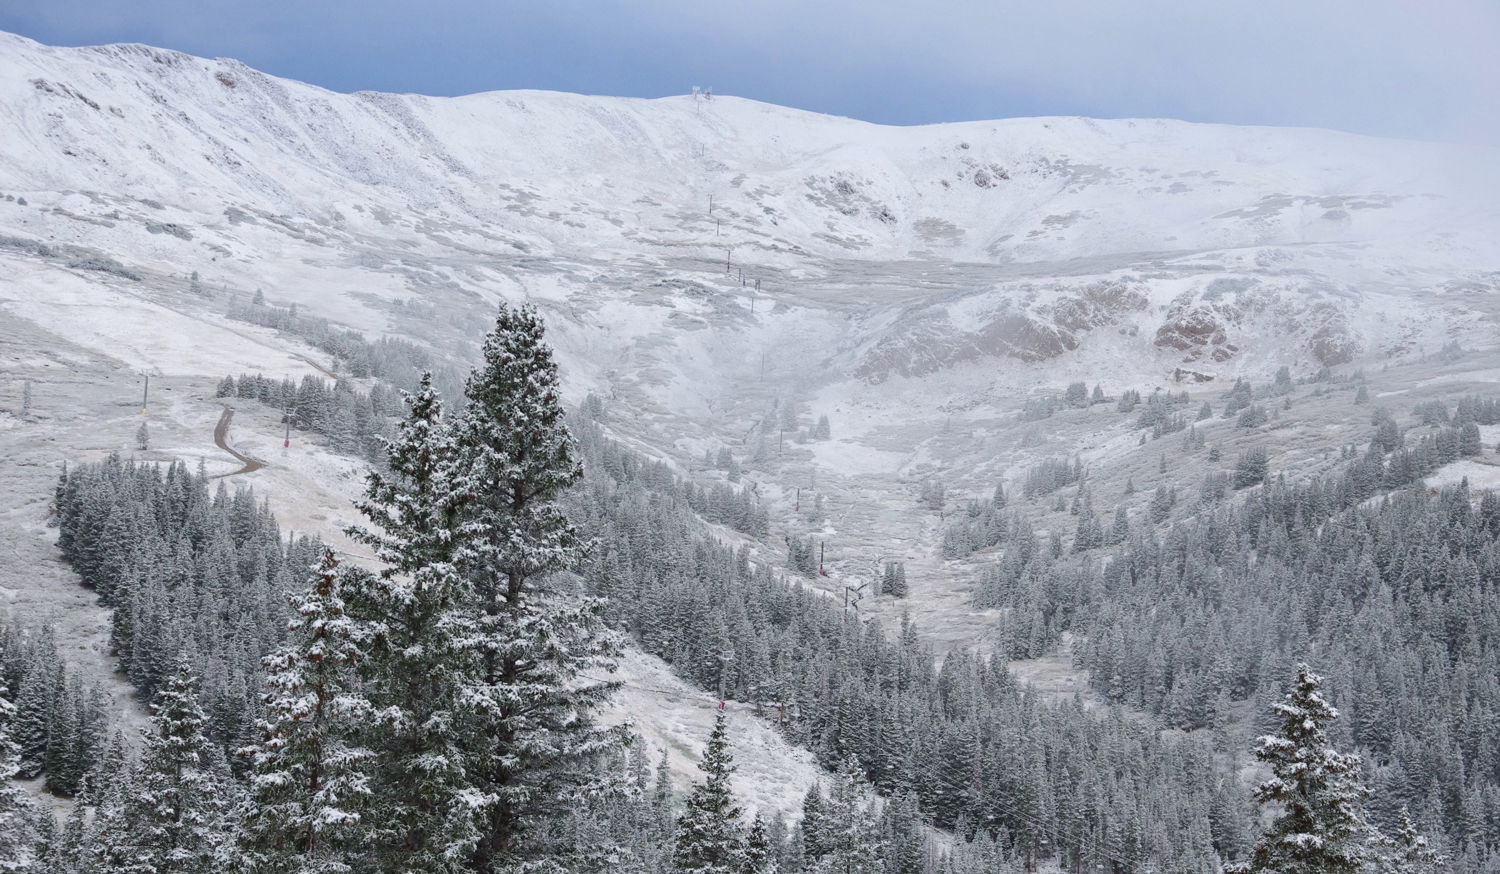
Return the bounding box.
[216,372,405,460]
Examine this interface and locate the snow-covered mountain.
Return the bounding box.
[4,28,1500,396]
[7,29,1500,821]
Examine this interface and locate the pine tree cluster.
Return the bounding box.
[227,291,448,386]
[0,624,110,797]
[940,485,1009,559]
[568,403,1248,872]
[1020,458,1082,499]
[1035,469,1500,865]
[216,372,407,460]
[25,304,630,873]
[53,455,325,749]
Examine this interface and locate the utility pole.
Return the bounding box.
[708,194,714,214]
[819,541,825,575]
[795,487,800,512]
[716,218,720,236]
[726,248,731,273]
[140,374,149,415]
[283,406,293,448]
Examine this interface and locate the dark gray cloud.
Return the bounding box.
[4,0,1497,142]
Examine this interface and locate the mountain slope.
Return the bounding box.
[4,29,1500,389]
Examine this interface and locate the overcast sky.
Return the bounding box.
[4,0,1498,143]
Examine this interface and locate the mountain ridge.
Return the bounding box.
[2,30,1498,403]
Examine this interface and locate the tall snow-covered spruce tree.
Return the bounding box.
[345,373,478,873]
[1236,664,1373,874]
[345,304,622,873]
[96,663,239,874]
[674,711,747,874]
[803,758,881,874]
[240,549,373,874]
[0,681,43,873]
[450,302,623,871]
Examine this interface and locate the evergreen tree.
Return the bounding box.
[1375,809,1442,874]
[50,790,90,874]
[448,303,624,871]
[779,402,798,434]
[744,816,776,874]
[1458,422,1482,457]
[344,373,477,873]
[0,681,42,873]
[883,563,908,599]
[240,549,373,874]
[1234,447,1269,489]
[1107,506,1130,545]
[879,790,925,874]
[673,712,747,874]
[808,759,882,874]
[800,785,828,866]
[1237,665,1372,874]
[1149,484,1177,523]
[96,664,237,874]
[1273,366,1293,395]
[10,658,52,781]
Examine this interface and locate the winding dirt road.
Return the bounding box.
[211,407,266,478]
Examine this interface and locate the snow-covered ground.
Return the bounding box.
[605,649,824,817]
[1425,458,1500,492]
